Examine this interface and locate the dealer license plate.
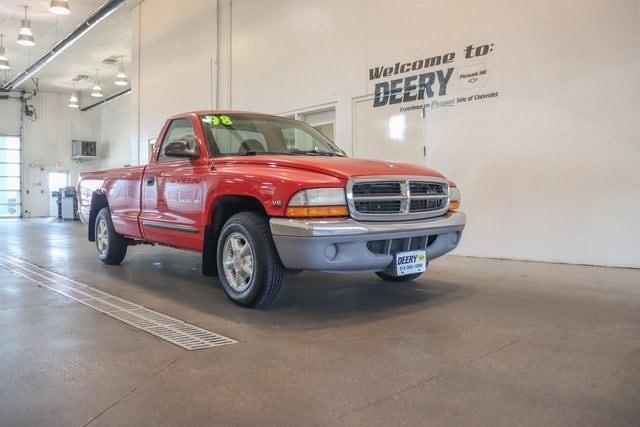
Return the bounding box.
[394,250,427,276]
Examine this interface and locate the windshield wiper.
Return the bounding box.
[234,151,294,156]
[227,149,343,157]
[288,148,343,157]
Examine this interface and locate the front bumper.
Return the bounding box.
[270,211,466,272]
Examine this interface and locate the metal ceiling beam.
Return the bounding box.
[2,0,128,91]
[80,88,130,111]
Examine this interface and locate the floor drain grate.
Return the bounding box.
[0,252,238,351]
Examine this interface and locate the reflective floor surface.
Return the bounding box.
[0,219,638,426]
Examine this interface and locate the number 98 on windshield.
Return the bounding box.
[205,115,234,126]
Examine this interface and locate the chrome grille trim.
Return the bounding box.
[346,175,449,221]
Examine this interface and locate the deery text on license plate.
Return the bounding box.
[394,250,427,276]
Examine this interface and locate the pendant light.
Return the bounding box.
[114,56,128,86]
[49,0,71,15]
[0,35,9,70]
[91,69,103,98]
[68,85,79,108]
[17,6,36,47]
[68,92,79,108]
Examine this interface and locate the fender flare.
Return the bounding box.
[87,191,108,242]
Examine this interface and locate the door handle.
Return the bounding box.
[145,176,155,186]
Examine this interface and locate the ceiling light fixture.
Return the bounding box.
[68,91,79,108]
[114,56,128,86]
[3,0,127,91]
[17,6,36,47]
[91,69,103,97]
[0,35,9,70]
[50,0,71,15]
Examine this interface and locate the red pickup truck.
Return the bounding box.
[78,112,465,308]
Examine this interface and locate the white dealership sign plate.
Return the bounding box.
[394,250,427,276]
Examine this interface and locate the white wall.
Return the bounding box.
[124,0,639,267]
[0,92,101,217]
[0,98,22,135]
[130,0,217,164]
[97,93,132,168]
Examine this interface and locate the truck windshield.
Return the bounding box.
[199,114,346,157]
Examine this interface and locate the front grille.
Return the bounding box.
[409,182,445,195]
[410,198,445,212]
[352,182,401,196]
[367,240,386,254]
[347,177,448,220]
[367,236,430,254]
[354,200,402,213]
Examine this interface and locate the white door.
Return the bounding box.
[353,96,425,165]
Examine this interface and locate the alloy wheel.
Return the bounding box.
[222,232,254,292]
[96,218,109,255]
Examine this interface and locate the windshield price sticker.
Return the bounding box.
[206,115,234,126]
[394,250,427,276]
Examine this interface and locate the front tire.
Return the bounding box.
[375,271,423,282]
[95,207,128,265]
[216,212,285,308]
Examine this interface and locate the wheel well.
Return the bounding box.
[202,195,268,276]
[87,192,108,242]
[212,195,267,231]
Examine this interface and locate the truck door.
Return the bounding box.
[139,117,208,251]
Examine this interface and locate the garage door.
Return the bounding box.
[0,135,21,218]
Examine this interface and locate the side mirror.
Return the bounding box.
[164,137,199,158]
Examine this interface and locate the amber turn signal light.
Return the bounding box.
[285,205,349,218]
[448,201,460,211]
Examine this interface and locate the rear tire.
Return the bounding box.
[216,212,285,308]
[95,207,128,265]
[375,271,423,282]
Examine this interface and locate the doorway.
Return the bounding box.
[48,171,68,217]
[280,104,337,142]
[300,110,335,141]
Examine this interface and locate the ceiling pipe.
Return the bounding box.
[80,87,130,111]
[2,0,128,91]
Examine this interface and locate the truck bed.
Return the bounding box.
[78,165,147,239]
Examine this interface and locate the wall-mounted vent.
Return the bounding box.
[71,74,90,82]
[102,55,120,65]
[72,140,98,161]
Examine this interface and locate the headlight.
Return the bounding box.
[285,188,348,218]
[288,188,346,206]
[449,186,461,211]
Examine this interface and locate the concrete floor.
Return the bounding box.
[0,219,638,427]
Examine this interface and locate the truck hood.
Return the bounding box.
[214,155,445,180]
